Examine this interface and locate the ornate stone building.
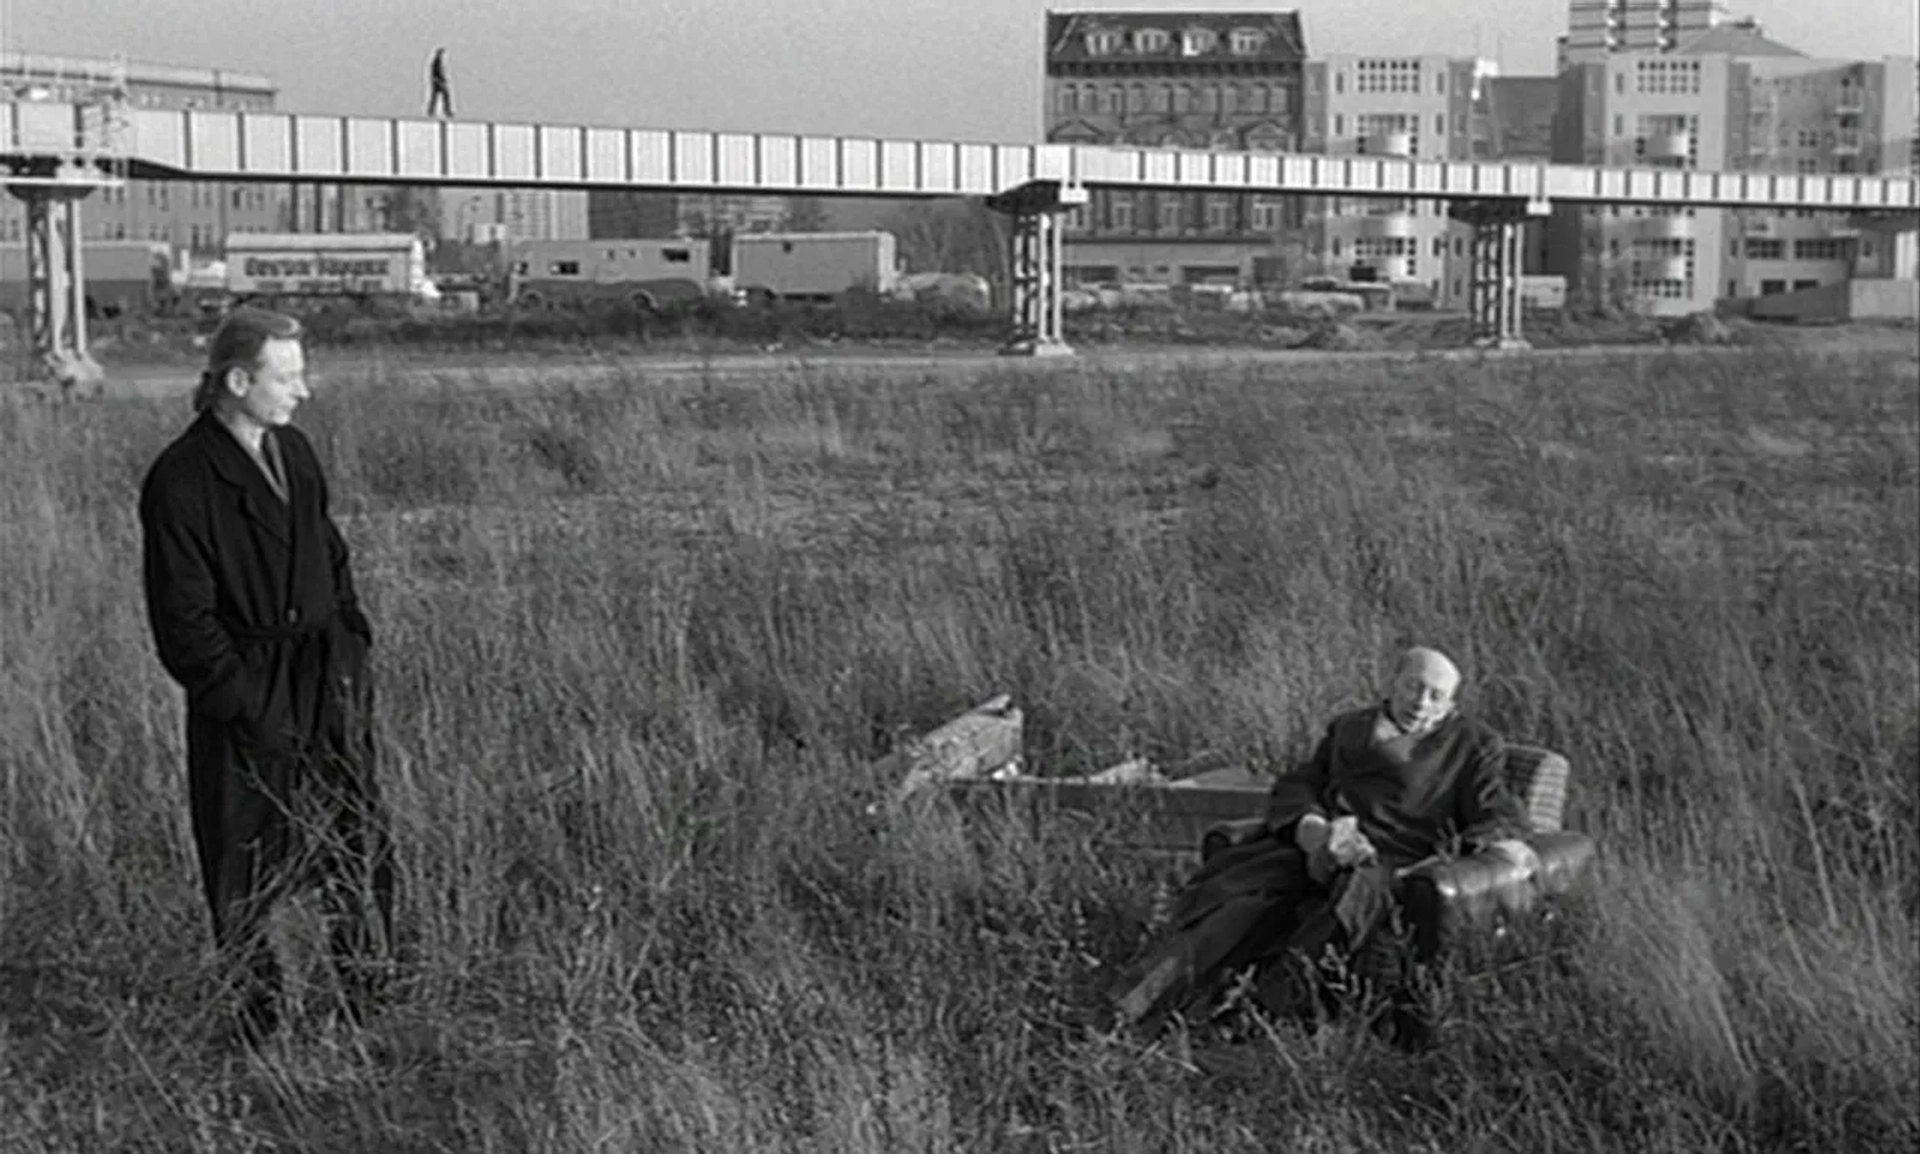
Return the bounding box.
[1043,10,1307,286]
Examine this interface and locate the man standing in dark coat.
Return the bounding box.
[140,308,394,1045]
[1108,648,1533,1039]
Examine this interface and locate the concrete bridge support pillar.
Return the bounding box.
[1851,211,1920,281]
[986,180,1088,358]
[1451,199,1550,351]
[9,184,104,396]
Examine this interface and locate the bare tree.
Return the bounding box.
[782,197,831,232]
[885,197,1008,286]
[383,185,444,240]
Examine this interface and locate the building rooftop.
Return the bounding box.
[1676,22,1806,58]
[1,51,275,93]
[1045,10,1306,64]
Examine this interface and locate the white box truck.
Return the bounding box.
[731,231,899,302]
[224,232,440,306]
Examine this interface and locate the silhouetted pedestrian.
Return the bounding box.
[427,48,454,118]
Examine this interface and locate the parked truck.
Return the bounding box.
[0,241,172,319]
[731,231,899,302]
[223,232,440,308]
[506,237,713,311]
[506,231,903,310]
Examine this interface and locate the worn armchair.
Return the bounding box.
[1198,744,1597,962]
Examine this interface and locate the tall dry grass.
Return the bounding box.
[1,345,1914,1152]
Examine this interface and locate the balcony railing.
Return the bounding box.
[1363,132,1415,158]
[1635,215,1696,240]
[1359,212,1418,239]
[1643,131,1692,161]
[1635,256,1691,282]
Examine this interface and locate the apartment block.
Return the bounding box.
[1562,0,1730,66]
[445,189,590,242]
[1302,54,1494,304]
[1043,10,1307,287]
[1549,35,1918,315]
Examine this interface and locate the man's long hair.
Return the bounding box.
[192,308,304,413]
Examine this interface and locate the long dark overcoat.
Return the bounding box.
[139,412,377,926]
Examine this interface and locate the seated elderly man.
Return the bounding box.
[1108,646,1536,1044]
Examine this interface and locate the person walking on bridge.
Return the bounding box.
[140,308,396,1047]
[427,48,454,118]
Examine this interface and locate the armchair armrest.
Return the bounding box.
[1199,817,1272,863]
[1398,831,1597,960]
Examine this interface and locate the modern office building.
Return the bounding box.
[1043,9,1308,287]
[1549,32,1918,314]
[446,188,591,242]
[1301,54,1497,303]
[1560,0,1731,66]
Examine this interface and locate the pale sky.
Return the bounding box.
[11,0,1913,141]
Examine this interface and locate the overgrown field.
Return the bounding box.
[2,346,1914,1152]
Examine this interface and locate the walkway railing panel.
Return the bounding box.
[346,118,391,178]
[445,122,487,180]
[243,115,290,173]
[295,115,342,175]
[397,120,438,178]
[14,106,1897,209]
[586,128,624,183]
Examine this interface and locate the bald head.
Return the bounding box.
[1386,647,1462,734]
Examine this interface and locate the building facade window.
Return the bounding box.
[1356,59,1420,94]
[1133,28,1168,53]
[1231,28,1266,55]
[1205,197,1232,233]
[1793,238,1849,260]
[1636,59,1701,95]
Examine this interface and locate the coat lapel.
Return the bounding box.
[195,414,292,546]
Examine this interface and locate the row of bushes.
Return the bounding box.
[79,294,1741,365]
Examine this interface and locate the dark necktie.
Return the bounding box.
[259,432,289,502]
